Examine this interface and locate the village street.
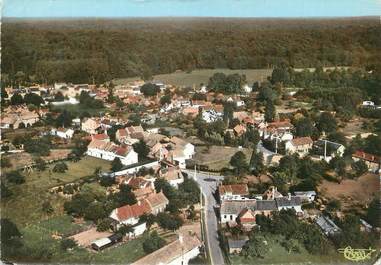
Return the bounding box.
[183,169,225,265]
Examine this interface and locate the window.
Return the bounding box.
[230,215,233,220]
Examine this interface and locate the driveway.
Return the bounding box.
[183,169,225,265]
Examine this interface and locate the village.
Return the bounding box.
[1,63,380,265]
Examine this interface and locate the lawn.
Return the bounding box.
[1,156,111,225]
[114,68,272,87]
[51,104,106,116]
[17,218,146,264]
[193,145,253,171]
[229,235,347,265]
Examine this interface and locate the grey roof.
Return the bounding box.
[220,200,277,215]
[315,140,344,150]
[315,216,341,236]
[294,191,316,196]
[228,237,249,249]
[275,196,302,207]
[220,201,256,215]
[256,200,277,211]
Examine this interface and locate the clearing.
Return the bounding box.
[229,234,346,265]
[1,156,111,225]
[193,145,252,171]
[114,68,272,87]
[319,173,380,209]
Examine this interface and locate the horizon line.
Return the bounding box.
[3,15,379,20]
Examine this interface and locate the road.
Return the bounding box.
[257,140,278,165]
[183,169,225,265]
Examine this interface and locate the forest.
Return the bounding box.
[2,17,380,85]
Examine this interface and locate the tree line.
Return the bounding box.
[2,17,380,85]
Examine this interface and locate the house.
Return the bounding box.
[362,101,375,106]
[261,120,293,139]
[81,118,100,134]
[202,109,222,123]
[1,105,41,129]
[294,191,316,202]
[50,128,74,139]
[91,133,110,142]
[125,176,153,189]
[86,139,138,166]
[285,137,313,157]
[316,215,341,236]
[169,137,195,169]
[228,236,249,254]
[145,191,169,215]
[150,142,170,161]
[131,234,202,265]
[275,194,303,213]
[218,184,250,201]
[133,187,155,201]
[352,150,380,173]
[220,200,277,226]
[263,186,283,200]
[159,166,184,187]
[233,124,247,137]
[313,140,345,161]
[109,200,151,227]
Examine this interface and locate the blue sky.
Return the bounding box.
[3,0,381,18]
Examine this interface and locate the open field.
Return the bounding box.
[1,156,111,225]
[3,149,72,172]
[319,173,380,210]
[229,234,347,265]
[19,218,147,264]
[114,68,272,87]
[193,145,252,171]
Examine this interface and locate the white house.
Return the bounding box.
[218,184,250,201]
[294,191,316,202]
[159,166,184,188]
[109,200,151,228]
[243,84,252,93]
[169,137,195,169]
[285,137,313,157]
[202,109,223,123]
[86,139,138,166]
[50,128,74,139]
[81,118,100,134]
[362,101,375,106]
[132,234,202,265]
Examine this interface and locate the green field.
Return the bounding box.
[51,104,106,116]
[18,216,146,264]
[229,235,350,265]
[114,68,272,87]
[193,145,253,171]
[1,156,111,225]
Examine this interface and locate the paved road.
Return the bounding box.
[183,169,225,265]
[257,141,278,165]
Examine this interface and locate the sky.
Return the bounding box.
[2,0,381,18]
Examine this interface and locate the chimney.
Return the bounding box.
[288,193,291,200]
[137,200,141,206]
[179,235,183,244]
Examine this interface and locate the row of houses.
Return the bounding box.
[218,185,311,231]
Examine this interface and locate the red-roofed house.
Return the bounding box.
[91,133,110,142]
[218,184,250,201]
[86,139,138,166]
[352,150,380,173]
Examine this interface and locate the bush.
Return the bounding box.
[53,162,69,173]
[60,238,77,250]
[97,218,112,232]
[142,231,165,254]
[6,171,25,184]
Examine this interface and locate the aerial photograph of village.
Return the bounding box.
[0,0,380,264]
